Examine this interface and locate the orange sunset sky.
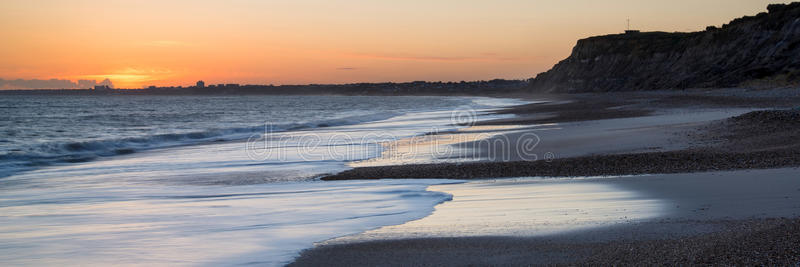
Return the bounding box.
[0,0,793,89]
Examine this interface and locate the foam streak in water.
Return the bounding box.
[0,179,459,266]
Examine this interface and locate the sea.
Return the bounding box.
[0,94,526,266]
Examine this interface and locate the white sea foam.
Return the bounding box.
[0,179,460,266]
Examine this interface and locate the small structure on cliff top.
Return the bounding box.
[625,18,640,34]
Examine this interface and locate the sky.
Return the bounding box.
[0,0,793,89]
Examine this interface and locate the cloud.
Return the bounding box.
[142,40,189,47]
[0,78,113,90]
[347,52,521,62]
[351,53,473,61]
[336,67,358,71]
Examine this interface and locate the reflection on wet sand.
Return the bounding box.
[351,124,558,167]
[327,178,665,242]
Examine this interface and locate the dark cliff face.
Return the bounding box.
[531,3,800,92]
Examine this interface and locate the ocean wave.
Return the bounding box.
[0,111,402,178]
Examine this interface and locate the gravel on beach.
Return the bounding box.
[322,149,800,180]
[289,218,800,266]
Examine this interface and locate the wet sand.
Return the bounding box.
[293,168,800,266]
[293,88,800,265]
[323,89,800,180]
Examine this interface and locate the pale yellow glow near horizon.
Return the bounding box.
[0,0,793,89]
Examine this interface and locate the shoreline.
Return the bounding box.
[293,88,800,265]
[294,167,800,266]
[323,88,800,180]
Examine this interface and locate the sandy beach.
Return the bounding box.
[292,168,800,265]
[293,88,800,266]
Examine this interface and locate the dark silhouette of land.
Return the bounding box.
[0,79,528,96]
[531,2,800,92]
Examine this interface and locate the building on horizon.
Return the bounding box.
[196,80,205,88]
[94,85,112,91]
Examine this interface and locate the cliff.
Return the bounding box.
[530,3,800,92]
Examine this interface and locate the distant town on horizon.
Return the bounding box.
[0,78,530,95]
